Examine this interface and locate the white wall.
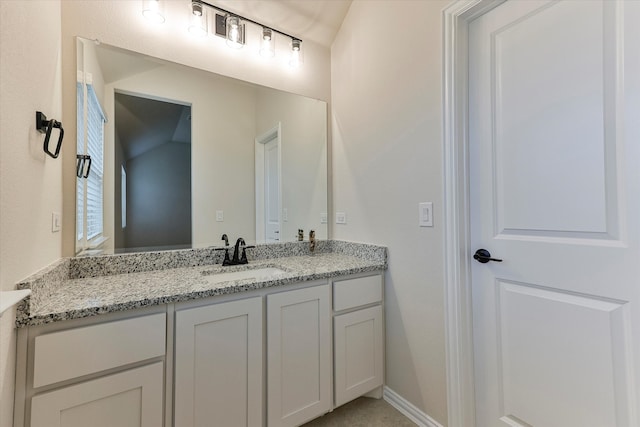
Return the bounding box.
[331,1,450,424]
[60,0,331,256]
[0,1,63,425]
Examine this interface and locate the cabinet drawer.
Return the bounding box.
[333,274,382,311]
[31,362,164,427]
[33,313,166,388]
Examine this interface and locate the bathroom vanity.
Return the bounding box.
[12,241,386,427]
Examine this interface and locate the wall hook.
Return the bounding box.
[36,111,64,159]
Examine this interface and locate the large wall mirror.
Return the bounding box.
[75,37,328,254]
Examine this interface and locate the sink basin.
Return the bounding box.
[202,267,288,284]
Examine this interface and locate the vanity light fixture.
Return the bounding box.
[187,0,303,67]
[142,0,165,24]
[188,1,208,37]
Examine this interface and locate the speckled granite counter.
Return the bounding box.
[15,241,386,327]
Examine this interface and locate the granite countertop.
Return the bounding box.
[15,241,387,328]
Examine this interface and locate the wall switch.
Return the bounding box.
[216,210,224,222]
[283,208,288,222]
[336,212,347,224]
[320,213,327,224]
[52,212,61,232]
[419,202,433,227]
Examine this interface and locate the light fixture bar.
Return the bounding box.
[193,0,302,44]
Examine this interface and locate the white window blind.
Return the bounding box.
[86,85,106,240]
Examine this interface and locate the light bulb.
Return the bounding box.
[260,28,275,58]
[188,1,207,37]
[289,39,303,68]
[226,16,243,48]
[142,0,165,24]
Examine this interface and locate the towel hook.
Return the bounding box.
[36,111,64,159]
[76,154,92,178]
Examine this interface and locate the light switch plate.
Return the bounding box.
[216,210,224,222]
[52,212,61,232]
[336,212,347,224]
[320,213,327,224]
[419,202,433,227]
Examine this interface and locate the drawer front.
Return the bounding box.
[33,313,166,388]
[31,362,164,427]
[333,274,382,311]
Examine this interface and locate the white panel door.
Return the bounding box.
[267,284,331,427]
[469,1,640,426]
[174,297,262,427]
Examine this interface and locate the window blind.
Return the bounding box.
[86,85,106,241]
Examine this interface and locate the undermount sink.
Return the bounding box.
[202,267,288,284]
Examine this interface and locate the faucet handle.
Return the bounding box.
[221,233,229,246]
[222,248,232,266]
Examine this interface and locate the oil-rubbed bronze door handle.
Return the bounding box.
[473,249,502,264]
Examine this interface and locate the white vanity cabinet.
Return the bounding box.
[267,283,332,427]
[173,297,263,427]
[15,270,385,427]
[21,312,166,427]
[333,274,384,407]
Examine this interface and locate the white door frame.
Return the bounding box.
[255,123,282,243]
[442,1,506,426]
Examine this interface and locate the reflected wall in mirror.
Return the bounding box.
[75,37,328,255]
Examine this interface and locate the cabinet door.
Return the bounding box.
[174,297,263,427]
[334,305,384,407]
[267,284,331,427]
[30,362,163,427]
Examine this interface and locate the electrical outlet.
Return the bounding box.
[419,202,433,227]
[336,212,347,224]
[283,208,288,222]
[216,210,224,222]
[320,213,327,224]
[52,212,61,232]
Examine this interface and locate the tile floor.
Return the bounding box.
[301,397,417,426]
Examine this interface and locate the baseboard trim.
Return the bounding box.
[383,386,444,427]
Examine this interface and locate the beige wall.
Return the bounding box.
[331,0,450,424]
[60,0,332,256]
[0,1,63,425]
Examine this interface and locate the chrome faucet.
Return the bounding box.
[309,230,316,253]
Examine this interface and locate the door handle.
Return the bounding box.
[473,249,502,264]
